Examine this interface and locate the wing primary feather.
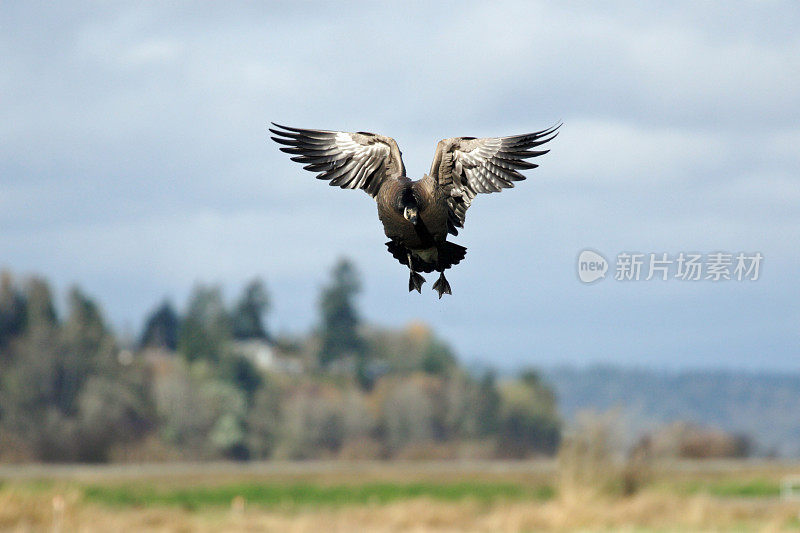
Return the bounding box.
[270,124,420,198]
[302,162,331,172]
[270,123,335,137]
[430,123,560,232]
[503,150,547,158]
[270,136,302,147]
[494,156,536,170]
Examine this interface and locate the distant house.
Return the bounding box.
[232,339,303,374]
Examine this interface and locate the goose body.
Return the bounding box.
[270,123,559,297]
[377,176,446,248]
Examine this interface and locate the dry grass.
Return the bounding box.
[1,461,800,532]
[1,487,800,532]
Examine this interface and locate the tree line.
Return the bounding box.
[0,261,561,463]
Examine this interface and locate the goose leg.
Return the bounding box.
[407,252,425,293]
[432,270,452,298]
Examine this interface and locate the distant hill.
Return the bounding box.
[542,366,800,457]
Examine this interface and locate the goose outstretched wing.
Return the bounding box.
[428,124,560,235]
[270,123,406,197]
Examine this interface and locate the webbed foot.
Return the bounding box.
[408,271,426,293]
[432,272,452,298]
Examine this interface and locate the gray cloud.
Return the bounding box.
[1,1,797,369]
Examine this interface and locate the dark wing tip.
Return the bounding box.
[271,136,301,148]
[270,123,334,136]
[270,122,307,137]
[516,123,561,141]
[269,124,298,141]
[538,122,562,140]
[541,122,562,135]
[269,128,292,139]
[270,122,291,132]
[272,122,310,135]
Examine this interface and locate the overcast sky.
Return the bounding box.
[1,2,798,370]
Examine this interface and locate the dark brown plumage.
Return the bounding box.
[269,122,560,297]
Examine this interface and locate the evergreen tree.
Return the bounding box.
[177,284,231,362]
[0,271,26,349]
[496,369,561,457]
[23,276,58,332]
[421,338,457,375]
[231,278,270,341]
[218,352,262,401]
[476,371,501,436]
[139,300,180,350]
[318,259,364,367]
[63,286,108,350]
[58,287,114,415]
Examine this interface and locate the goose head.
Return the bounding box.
[399,186,420,225]
[403,205,419,225]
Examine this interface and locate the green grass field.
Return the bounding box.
[81,480,554,509]
[2,461,800,531]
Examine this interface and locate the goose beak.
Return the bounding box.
[403,206,419,225]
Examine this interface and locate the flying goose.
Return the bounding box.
[269,123,560,297]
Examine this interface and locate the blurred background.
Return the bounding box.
[1,2,799,531]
